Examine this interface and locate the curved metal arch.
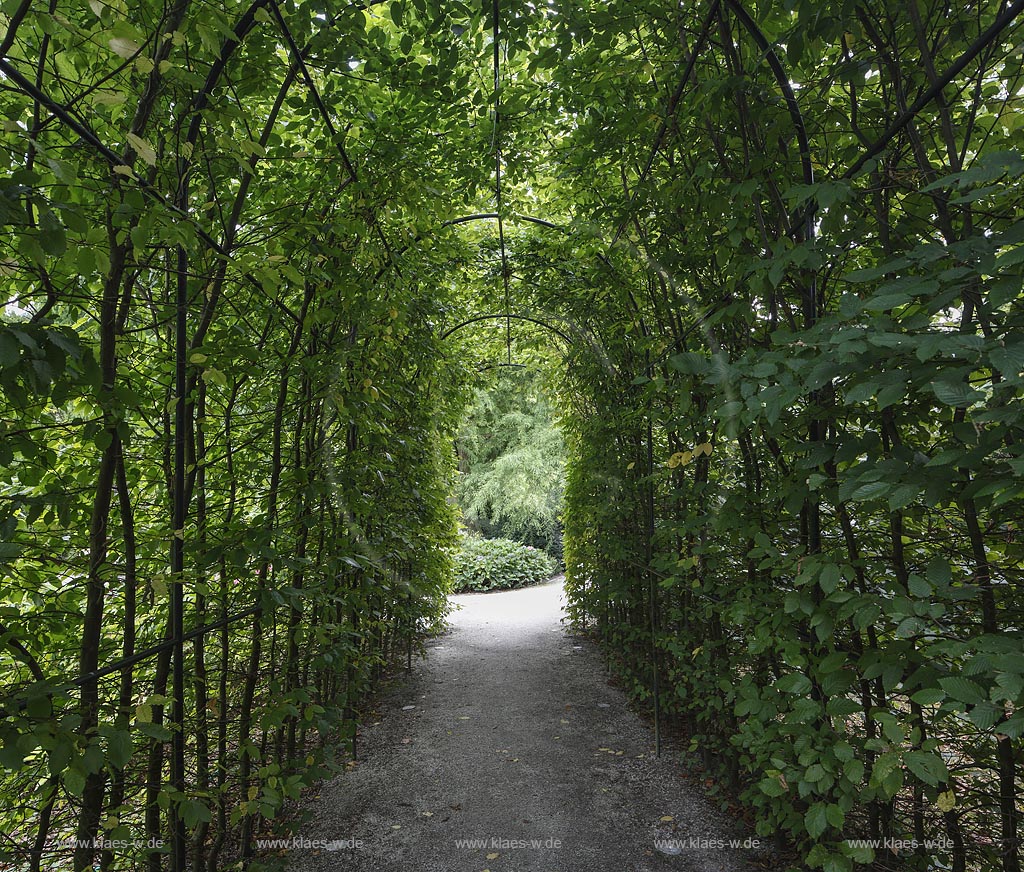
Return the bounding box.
[476,362,531,373]
[404,211,618,274]
[185,0,818,341]
[184,0,271,144]
[443,212,558,231]
[723,0,817,326]
[723,1,814,193]
[184,0,390,144]
[440,312,575,347]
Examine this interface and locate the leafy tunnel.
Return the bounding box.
[1,0,1023,870]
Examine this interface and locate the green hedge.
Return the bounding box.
[452,536,559,593]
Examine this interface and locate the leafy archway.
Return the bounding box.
[2,1,1023,871]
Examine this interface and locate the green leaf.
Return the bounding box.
[106,729,133,769]
[968,702,1003,730]
[180,798,212,828]
[38,210,66,257]
[841,840,875,862]
[850,481,890,502]
[910,687,945,705]
[64,766,86,796]
[776,672,812,694]
[999,714,1024,739]
[931,379,983,407]
[0,331,20,368]
[990,341,1024,379]
[0,739,25,770]
[126,133,157,166]
[805,802,829,838]
[939,676,986,705]
[824,855,854,872]
[926,558,952,587]
[904,750,948,786]
[907,575,931,597]
[819,564,841,594]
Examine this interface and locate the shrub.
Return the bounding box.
[452,535,559,593]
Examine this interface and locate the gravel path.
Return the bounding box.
[284,578,763,872]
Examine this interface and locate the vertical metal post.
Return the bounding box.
[170,166,189,872]
[646,371,661,757]
[406,583,413,673]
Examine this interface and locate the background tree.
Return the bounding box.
[455,367,565,559]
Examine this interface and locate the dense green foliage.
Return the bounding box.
[1,0,1023,870]
[456,368,565,557]
[552,7,1024,872]
[451,534,558,593]
[0,1,480,868]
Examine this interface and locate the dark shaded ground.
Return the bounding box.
[284,578,766,871]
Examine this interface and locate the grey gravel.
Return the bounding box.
[284,577,764,872]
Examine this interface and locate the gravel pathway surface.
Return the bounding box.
[284,577,764,872]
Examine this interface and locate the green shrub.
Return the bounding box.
[452,535,559,593]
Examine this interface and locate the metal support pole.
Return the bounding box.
[170,166,189,872]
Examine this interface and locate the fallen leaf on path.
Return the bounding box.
[487,853,499,860]
[422,811,433,817]
[391,825,401,830]
[660,815,674,822]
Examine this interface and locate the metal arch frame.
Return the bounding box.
[390,210,619,274]
[440,312,575,347]
[477,362,528,371]
[722,0,817,328]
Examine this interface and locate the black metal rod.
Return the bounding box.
[440,312,573,345]
[0,607,264,722]
[267,0,355,181]
[76,607,263,690]
[491,0,513,365]
[646,409,660,757]
[844,0,1024,181]
[723,0,816,325]
[611,0,721,247]
[170,164,189,872]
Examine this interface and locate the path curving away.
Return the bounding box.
[284,578,765,872]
